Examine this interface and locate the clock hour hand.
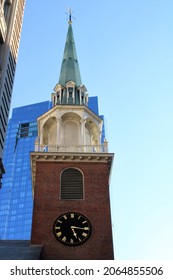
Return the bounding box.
[71,228,77,238]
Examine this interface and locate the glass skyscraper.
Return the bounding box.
[0,101,52,240]
[0,0,26,175]
[0,97,105,240]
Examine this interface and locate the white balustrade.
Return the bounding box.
[36,144,108,153]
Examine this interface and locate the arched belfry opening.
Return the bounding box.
[42,117,57,146]
[85,118,100,146]
[36,106,104,152]
[61,112,80,146]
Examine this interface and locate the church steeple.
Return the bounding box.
[58,22,82,87]
[52,15,88,107]
[31,11,113,261]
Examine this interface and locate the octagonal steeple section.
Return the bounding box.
[52,21,88,107]
[34,105,108,154]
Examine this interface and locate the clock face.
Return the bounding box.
[53,212,91,246]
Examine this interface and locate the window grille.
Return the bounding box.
[61,168,83,199]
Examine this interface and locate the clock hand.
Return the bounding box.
[71,226,87,230]
[71,228,78,238]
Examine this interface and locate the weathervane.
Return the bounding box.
[66,8,75,24]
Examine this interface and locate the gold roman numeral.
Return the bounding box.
[62,236,67,242]
[84,227,89,230]
[55,226,61,230]
[56,232,62,237]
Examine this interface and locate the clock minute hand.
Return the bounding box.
[71,226,85,230]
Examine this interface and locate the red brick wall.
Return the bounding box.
[31,161,114,260]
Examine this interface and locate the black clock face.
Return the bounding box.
[53,212,91,246]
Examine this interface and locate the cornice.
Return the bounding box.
[30,152,114,195]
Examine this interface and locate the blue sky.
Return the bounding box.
[11,0,173,259]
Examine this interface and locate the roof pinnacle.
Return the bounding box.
[58,10,82,87]
[67,8,73,24]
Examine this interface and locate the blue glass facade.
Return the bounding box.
[88,96,105,143]
[0,101,52,240]
[0,97,105,240]
[88,96,99,115]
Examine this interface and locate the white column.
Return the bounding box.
[56,116,62,145]
[40,126,44,146]
[80,118,86,145]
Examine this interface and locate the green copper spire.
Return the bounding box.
[58,20,82,87]
[52,13,88,107]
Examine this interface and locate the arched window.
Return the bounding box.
[61,168,84,199]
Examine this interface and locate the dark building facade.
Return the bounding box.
[0,0,26,176]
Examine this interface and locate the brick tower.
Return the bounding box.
[30,15,114,260]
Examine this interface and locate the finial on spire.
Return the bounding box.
[68,8,72,24]
[66,8,75,24]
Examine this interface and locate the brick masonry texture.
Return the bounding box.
[31,161,114,260]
